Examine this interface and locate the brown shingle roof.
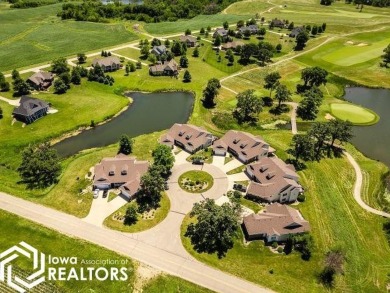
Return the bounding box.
[160,123,213,152]
[243,203,310,237]
[246,156,301,200]
[212,130,269,162]
[93,154,149,195]
[222,41,244,50]
[149,59,178,74]
[179,35,197,43]
[92,56,121,67]
[27,71,54,86]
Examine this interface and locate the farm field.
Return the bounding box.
[0,4,137,71]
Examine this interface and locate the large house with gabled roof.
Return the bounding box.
[246,156,303,203]
[242,203,310,242]
[12,96,50,124]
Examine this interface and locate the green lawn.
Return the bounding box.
[179,170,214,193]
[330,103,379,125]
[186,148,214,164]
[0,211,135,292]
[143,275,214,293]
[182,153,390,292]
[0,4,137,71]
[103,192,170,233]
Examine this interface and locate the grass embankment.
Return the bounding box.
[103,192,170,233]
[0,4,137,71]
[0,211,135,292]
[186,148,214,164]
[179,170,214,193]
[182,152,390,292]
[329,103,379,125]
[143,275,214,293]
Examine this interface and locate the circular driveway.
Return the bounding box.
[167,162,229,214]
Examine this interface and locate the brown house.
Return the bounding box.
[221,41,244,51]
[179,35,197,47]
[242,203,310,242]
[270,18,286,29]
[27,71,54,91]
[93,154,149,200]
[246,156,303,203]
[149,60,178,76]
[212,130,271,163]
[92,56,121,72]
[160,123,214,154]
[12,96,50,124]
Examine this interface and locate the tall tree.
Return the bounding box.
[18,142,61,189]
[180,55,189,68]
[308,122,331,160]
[183,70,192,82]
[171,41,183,56]
[77,53,87,64]
[0,106,3,119]
[258,49,273,66]
[296,97,319,120]
[258,27,266,39]
[214,35,222,47]
[264,71,281,98]
[0,72,10,92]
[382,44,390,67]
[328,120,353,148]
[138,166,165,209]
[301,67,328,87]
[185,198,241,258]
[152,144,175,177]
[202,78,221,108]
[193,47,199,57]
[185,28,191,35]
[287,134,315,162]
[51,57,69,74]
[223,21,229,29]
[233,89,263,124]
[118,134,133,155]
[124,205,138,225]
[295,31,309,50]
[274,84,292,107]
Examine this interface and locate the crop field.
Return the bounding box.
[330,103,379,125]
[0,4,137,71]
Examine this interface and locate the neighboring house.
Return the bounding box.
[92,56,121,72]
[238,24,259,35]
[12,96,50,124]
[93,154,149,200]
[26,71,54,91]
[246,156,303,203]
[221,41,245,51]
[179,35,197,47]
[242,203,310,242]
[212,130,271,163]
[213,28,228,39]
[289,26,305,38]
[150,45,167,56]
[149,59,178,76]
[160,123,214,154]
[270,18,286,28]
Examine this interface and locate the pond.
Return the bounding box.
[344,87,390,168]
[54,91,194,157]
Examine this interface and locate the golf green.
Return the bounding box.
[330,103,379,125]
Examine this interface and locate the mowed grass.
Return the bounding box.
[330,103,379,125]
[181,131,390,292]
[143,275,214,293]
[103,192,170,233]
[322,37,390,66]
[179,170,214,193]
[295,29,390,87]
[144,14,247,35]
[0,4,137,71]
[0,211,135,292]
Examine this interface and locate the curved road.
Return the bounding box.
[0,191,273,293]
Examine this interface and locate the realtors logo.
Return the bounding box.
[0,241,45,293]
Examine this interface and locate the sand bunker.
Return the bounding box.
[357,43,368,47]
[325,113,336,120]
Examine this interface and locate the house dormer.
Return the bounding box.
[186,134,192,140]
[233,138,240,144]
[266,172,276,180]
[178,131,184,137]
[121,165,128,175]
[260,165,269,172]
[240,143,247,149]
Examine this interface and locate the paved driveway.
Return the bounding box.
[83,192,128,226]
[220,158,243,173]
